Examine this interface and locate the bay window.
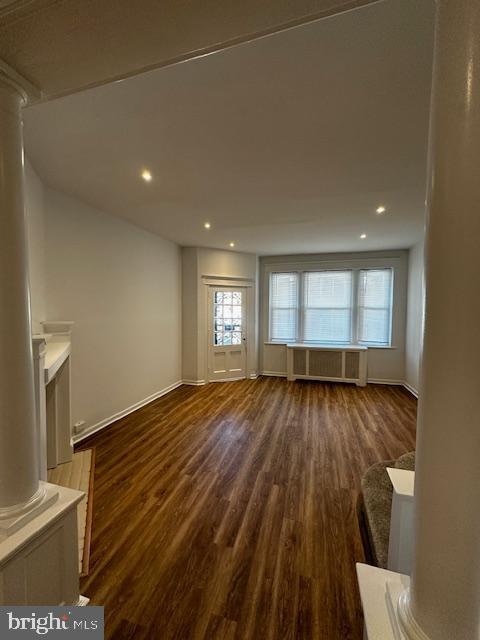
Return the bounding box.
[269,267,393,346]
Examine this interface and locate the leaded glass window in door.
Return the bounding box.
[214,291,243,346]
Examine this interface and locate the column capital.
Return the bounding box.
[32,335,48,361]
[0,57,41,104]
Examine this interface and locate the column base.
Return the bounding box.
[357,563,407,639]
[397,588,431,640]
[0,482,84,606]
[0,481,59,540]
[356,564,434,640]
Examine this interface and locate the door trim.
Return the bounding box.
[206,284,250,383]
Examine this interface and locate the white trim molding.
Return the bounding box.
[73,380,183,443]
[261,371,419,398]
[202,274,254,287]
[0,57,41,101]
[261,371,288,377]
[182,379,207,386]
[403,381,419,398]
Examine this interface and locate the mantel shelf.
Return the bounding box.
[44,341,71,385]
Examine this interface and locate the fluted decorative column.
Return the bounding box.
[0,75,42,515]
[398,0,480,638]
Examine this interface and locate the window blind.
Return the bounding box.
[303,271,353,343]
[270,272,298,341]
[357,268,393,345]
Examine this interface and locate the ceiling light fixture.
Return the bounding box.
[360,233,367,239]
[204,222,211,229]
[376,205,386,214]
[229,242,235,248]
[141,169,152,182]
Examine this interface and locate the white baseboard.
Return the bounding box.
[261,372,419,398]
[261,370,288,377]
[182,379,206,386]
[73,380,183,443]
[402,381,419,398]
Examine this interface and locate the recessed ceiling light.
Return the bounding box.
[360,233,367,239]
[141,169,152,182]
[204,222,211,229]
[376,205,386,214]
[229,242,235,248]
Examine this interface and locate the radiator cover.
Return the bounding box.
[286,344,367,386]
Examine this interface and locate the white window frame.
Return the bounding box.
[268,272,300,343]
[302,269,354,345]
[268,267,394,346]
[356,268,394,346]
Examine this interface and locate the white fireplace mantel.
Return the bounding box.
[33,321,74,480]
[44,339,71,385]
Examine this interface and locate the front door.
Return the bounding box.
[208,287,247,381]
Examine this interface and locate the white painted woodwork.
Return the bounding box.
[387,468,415,576]
[0,77,40,511]
[357,563,410,640]
[0,484,84,605]
[286,344,367,386]
[0,0,380,100]
[396,1,480,638]
[32,337,48,481]
[182,248,257,384]
[405,242,424,395]
[0,68,83,608]
[207,286,247,382]
[33,324,74,472]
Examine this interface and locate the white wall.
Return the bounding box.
[182,247,258,383]
[259,250,409,382]
[25,160,46,333]
[25,163,182,436]
[405,241,425,394]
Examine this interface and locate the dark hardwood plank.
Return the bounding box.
[78,377,417,639]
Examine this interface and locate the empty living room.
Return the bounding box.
[0,0,478,639]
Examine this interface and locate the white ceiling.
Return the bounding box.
[23,0,435,256]
[1,0,379,100]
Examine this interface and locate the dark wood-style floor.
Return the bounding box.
[78,377,417,640]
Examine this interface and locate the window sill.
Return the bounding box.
[264,341,397,350]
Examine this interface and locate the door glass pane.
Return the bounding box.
[213,290,243,346]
